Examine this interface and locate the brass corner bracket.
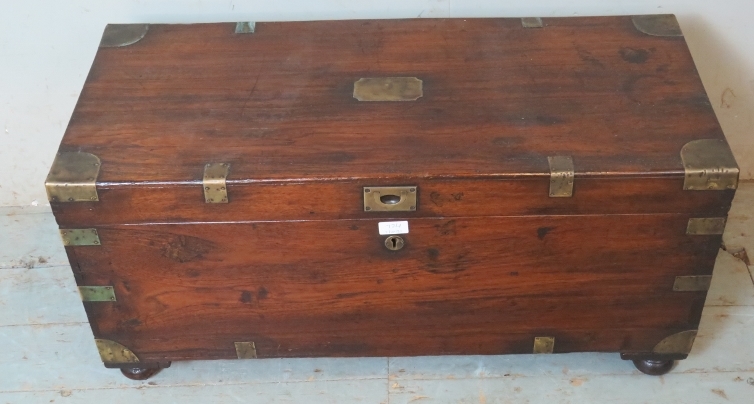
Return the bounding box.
[95,339,140,364]
[234,342,257,359]
[548,156,574,197]
[45,152,101,203]
[632,15,683,37]
[652,330,697,355]
[533,336,555,354]
[686,217,726,235]
[521,17,543,28]
[203,163,230,203]
[235,22,256,34]
[681,139,739,190]
[100,24,149,48]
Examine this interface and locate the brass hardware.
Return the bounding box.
[60,229,100,246]
[79,286,116,302]
[235,22,255,34]
[203,163,230,203]
[652,330,697,355]
[45,152,101,202]
[548,156,574,197]
[673,276,712,292]
[686,218,726,235]
[364,186,417,212]
[95,339,140,364]
[353,77,423,102]
[384,235,405,251]
[681,139,739,191]
[521,17,543,28]
[234,342,257,359]
[99,24,149,47]
[533,337,555,354]
[632,15,683,37]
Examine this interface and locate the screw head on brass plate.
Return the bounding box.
[384,235,405,251]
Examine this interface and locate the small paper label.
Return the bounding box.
[378,221,409,235]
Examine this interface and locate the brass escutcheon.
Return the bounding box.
[384,235,405,251]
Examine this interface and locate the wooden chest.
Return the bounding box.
[47,15,739,379]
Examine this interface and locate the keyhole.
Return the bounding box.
[384,235,405,251]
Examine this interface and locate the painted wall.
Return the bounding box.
[1,0,752,207]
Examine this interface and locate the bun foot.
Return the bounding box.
[632,359,675,376]
[120,367,162,380]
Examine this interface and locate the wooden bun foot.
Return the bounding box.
[120,367,162,380]
[632,359,675,376]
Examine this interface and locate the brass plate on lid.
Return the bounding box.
[632,15,683,37]
[100,24,149,47]
[364,186,417,212]
[353,77,423,101]
[521,17,543,28]
[235,22,255,33]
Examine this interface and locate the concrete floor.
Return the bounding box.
[1,183,752,403]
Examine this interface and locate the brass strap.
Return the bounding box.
[548,156,574,197]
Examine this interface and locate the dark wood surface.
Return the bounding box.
[60,16,723,185]
[54,16,733,366]
[69,214,718,362]
[53,177,734,226]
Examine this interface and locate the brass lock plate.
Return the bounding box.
[364,186,417,212]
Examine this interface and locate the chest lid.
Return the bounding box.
[48,16,738,225]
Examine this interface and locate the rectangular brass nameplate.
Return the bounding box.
[353,77,423,101]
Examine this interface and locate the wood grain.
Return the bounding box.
[58,17,723,184]
[51,177,735,226]
[68,214,719,362]
[50,16,735,368]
